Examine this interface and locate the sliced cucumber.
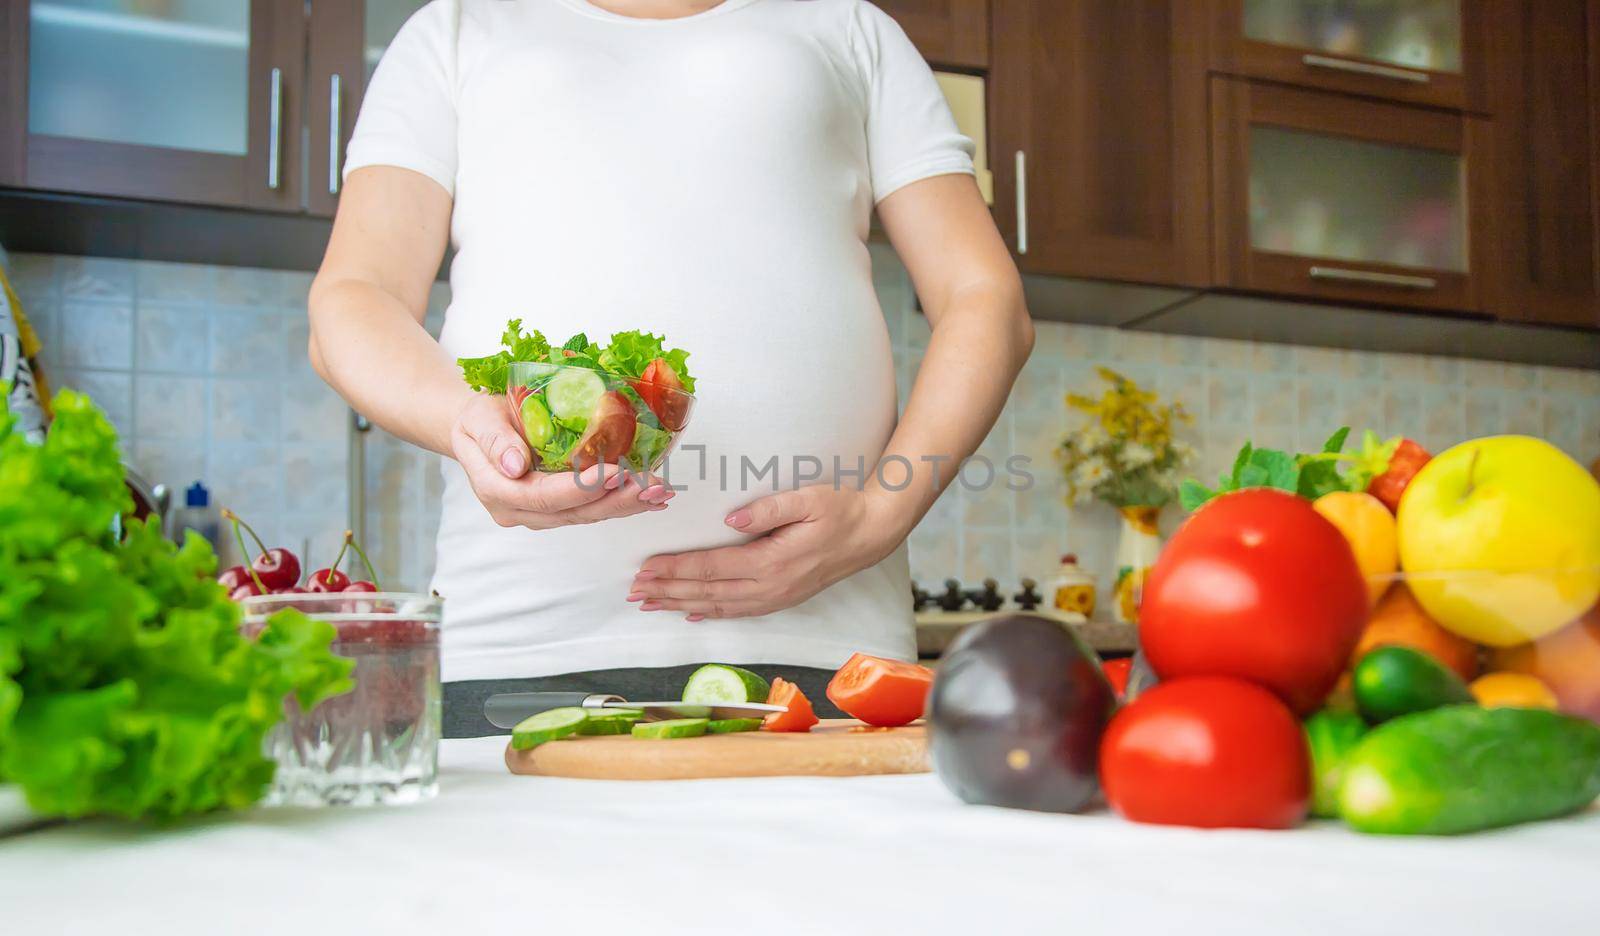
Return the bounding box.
[706,718,763,734]
[631,718,708,740]
[682,664,771,705]
[577,708,643,735]
[518,394,556,448]
[510,707,588,750]
[546,367,606,421]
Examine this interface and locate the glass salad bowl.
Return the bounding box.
[241,592,442,807]
[507,360,695,473]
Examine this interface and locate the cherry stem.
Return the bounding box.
[222,509,267,593]
[326,532,353,579]
[346,533,381,591]
[221,508,269,560]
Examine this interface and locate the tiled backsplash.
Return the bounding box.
[8,249,1599,606]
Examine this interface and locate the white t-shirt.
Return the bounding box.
[345,0,974,682]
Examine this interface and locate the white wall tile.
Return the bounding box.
[137,302,210,374]
[59,300,133,369]
[210,308,285,374]
[135,375,207,441]
[137,261,216,302]
[210,379,280,444]
[60,257,134,300]
[56,369,134,439]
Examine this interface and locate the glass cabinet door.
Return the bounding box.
[22,1,304,210]
[28,1,251,154]
[1249,126,1466,273]
[1213,0,1478,112]
[1243,0,1462,74]
[364,0,430,83]
[1212,77,1483,314]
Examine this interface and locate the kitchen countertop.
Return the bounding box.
[3,738,1597,935]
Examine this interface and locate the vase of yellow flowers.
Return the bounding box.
[1059,367,1194,624]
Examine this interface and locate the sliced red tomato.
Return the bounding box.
[571,391,635,470]
[763,678,819,733]
[827,652,933,727]
[636,358,691,431]
[1102,657,1133,699]
[1368,438,1431,514]
[508,384,533,409]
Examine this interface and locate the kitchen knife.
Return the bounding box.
[483,691,786,730]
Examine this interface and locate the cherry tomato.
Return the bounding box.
[572,391,636,470]
[763,678,819,733]
[1140,488,1368,715]
[1368,438,1431,514]
[827,653,934,727]
[636,358,691,431]
[1100,676,1309,829]
[1102,658,1133,699]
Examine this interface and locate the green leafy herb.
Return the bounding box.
[456,319,551,392]
[0,389,353,820]
[1179,427,1372,512]
[595,330,696,392]
[457,323,695,393]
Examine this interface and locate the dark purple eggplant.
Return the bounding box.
[928,614,1116,813]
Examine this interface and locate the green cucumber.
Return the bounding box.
[1304,709,1368,819]
[576,708,643,736]
[510,707,588,750]
[1339,705,1600,835]
[706,718,764,734]
[546,367,606,421]
[518,394,556,448]
[1353,645,1473,724]
[631,718,708,740]
[682,664,770,705]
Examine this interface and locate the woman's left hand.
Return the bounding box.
[628,486,908,620]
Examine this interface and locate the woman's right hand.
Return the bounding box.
[449,393,672,529]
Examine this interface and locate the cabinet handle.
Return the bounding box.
[1308,266,1438,290]
[267,66,283,190]
[329,73,343,195]
[1014,150,1028,256]
[1301,54,1430,84]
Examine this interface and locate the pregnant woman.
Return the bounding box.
[308,0,1032,735]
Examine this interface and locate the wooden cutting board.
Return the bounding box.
[504,719,929,780]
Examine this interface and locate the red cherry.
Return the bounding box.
[306,569,351,593]
[270,585,306,595]
[228,581,262,601]
[343,580,377,593]
[252,547,301,590]
[217,565,254,591]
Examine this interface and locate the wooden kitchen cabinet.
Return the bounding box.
[1207,0,1489,113]
[0,0,306,211]
[306,0,430,217]
[988,0,1211,287]
[1478,0,1600,330]
[874,0,989,70]
[1210,76,1490,315]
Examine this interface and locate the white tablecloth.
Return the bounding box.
[4,738,1597,935]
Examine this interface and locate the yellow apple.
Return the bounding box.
[1396,435,1600,646]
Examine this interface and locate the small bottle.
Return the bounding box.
[176,481,220,547]
[1051,553,1097,618]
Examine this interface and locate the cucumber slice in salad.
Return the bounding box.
[632,718,708,740]
[546,367,606,422]
[510,707,588,750]
[576,707,643,735]
[682,664,771,705]
[706,718,764,734]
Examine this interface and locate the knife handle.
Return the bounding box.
[483,692,624,730]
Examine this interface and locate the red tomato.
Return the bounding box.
[763,678,819,733]
[1102,658,1133,699]
[1100,676,1310,829]
[1140,488,1368,715]
[571,391,636,470]
[827,653,933,727]
[1367,438,1431,514]
[636,358,691,431]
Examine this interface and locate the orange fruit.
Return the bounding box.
[1313,491,1398,608]
[1352,584,1480,682]
[1469,672,1558,710]
[1490,607,1600,723]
